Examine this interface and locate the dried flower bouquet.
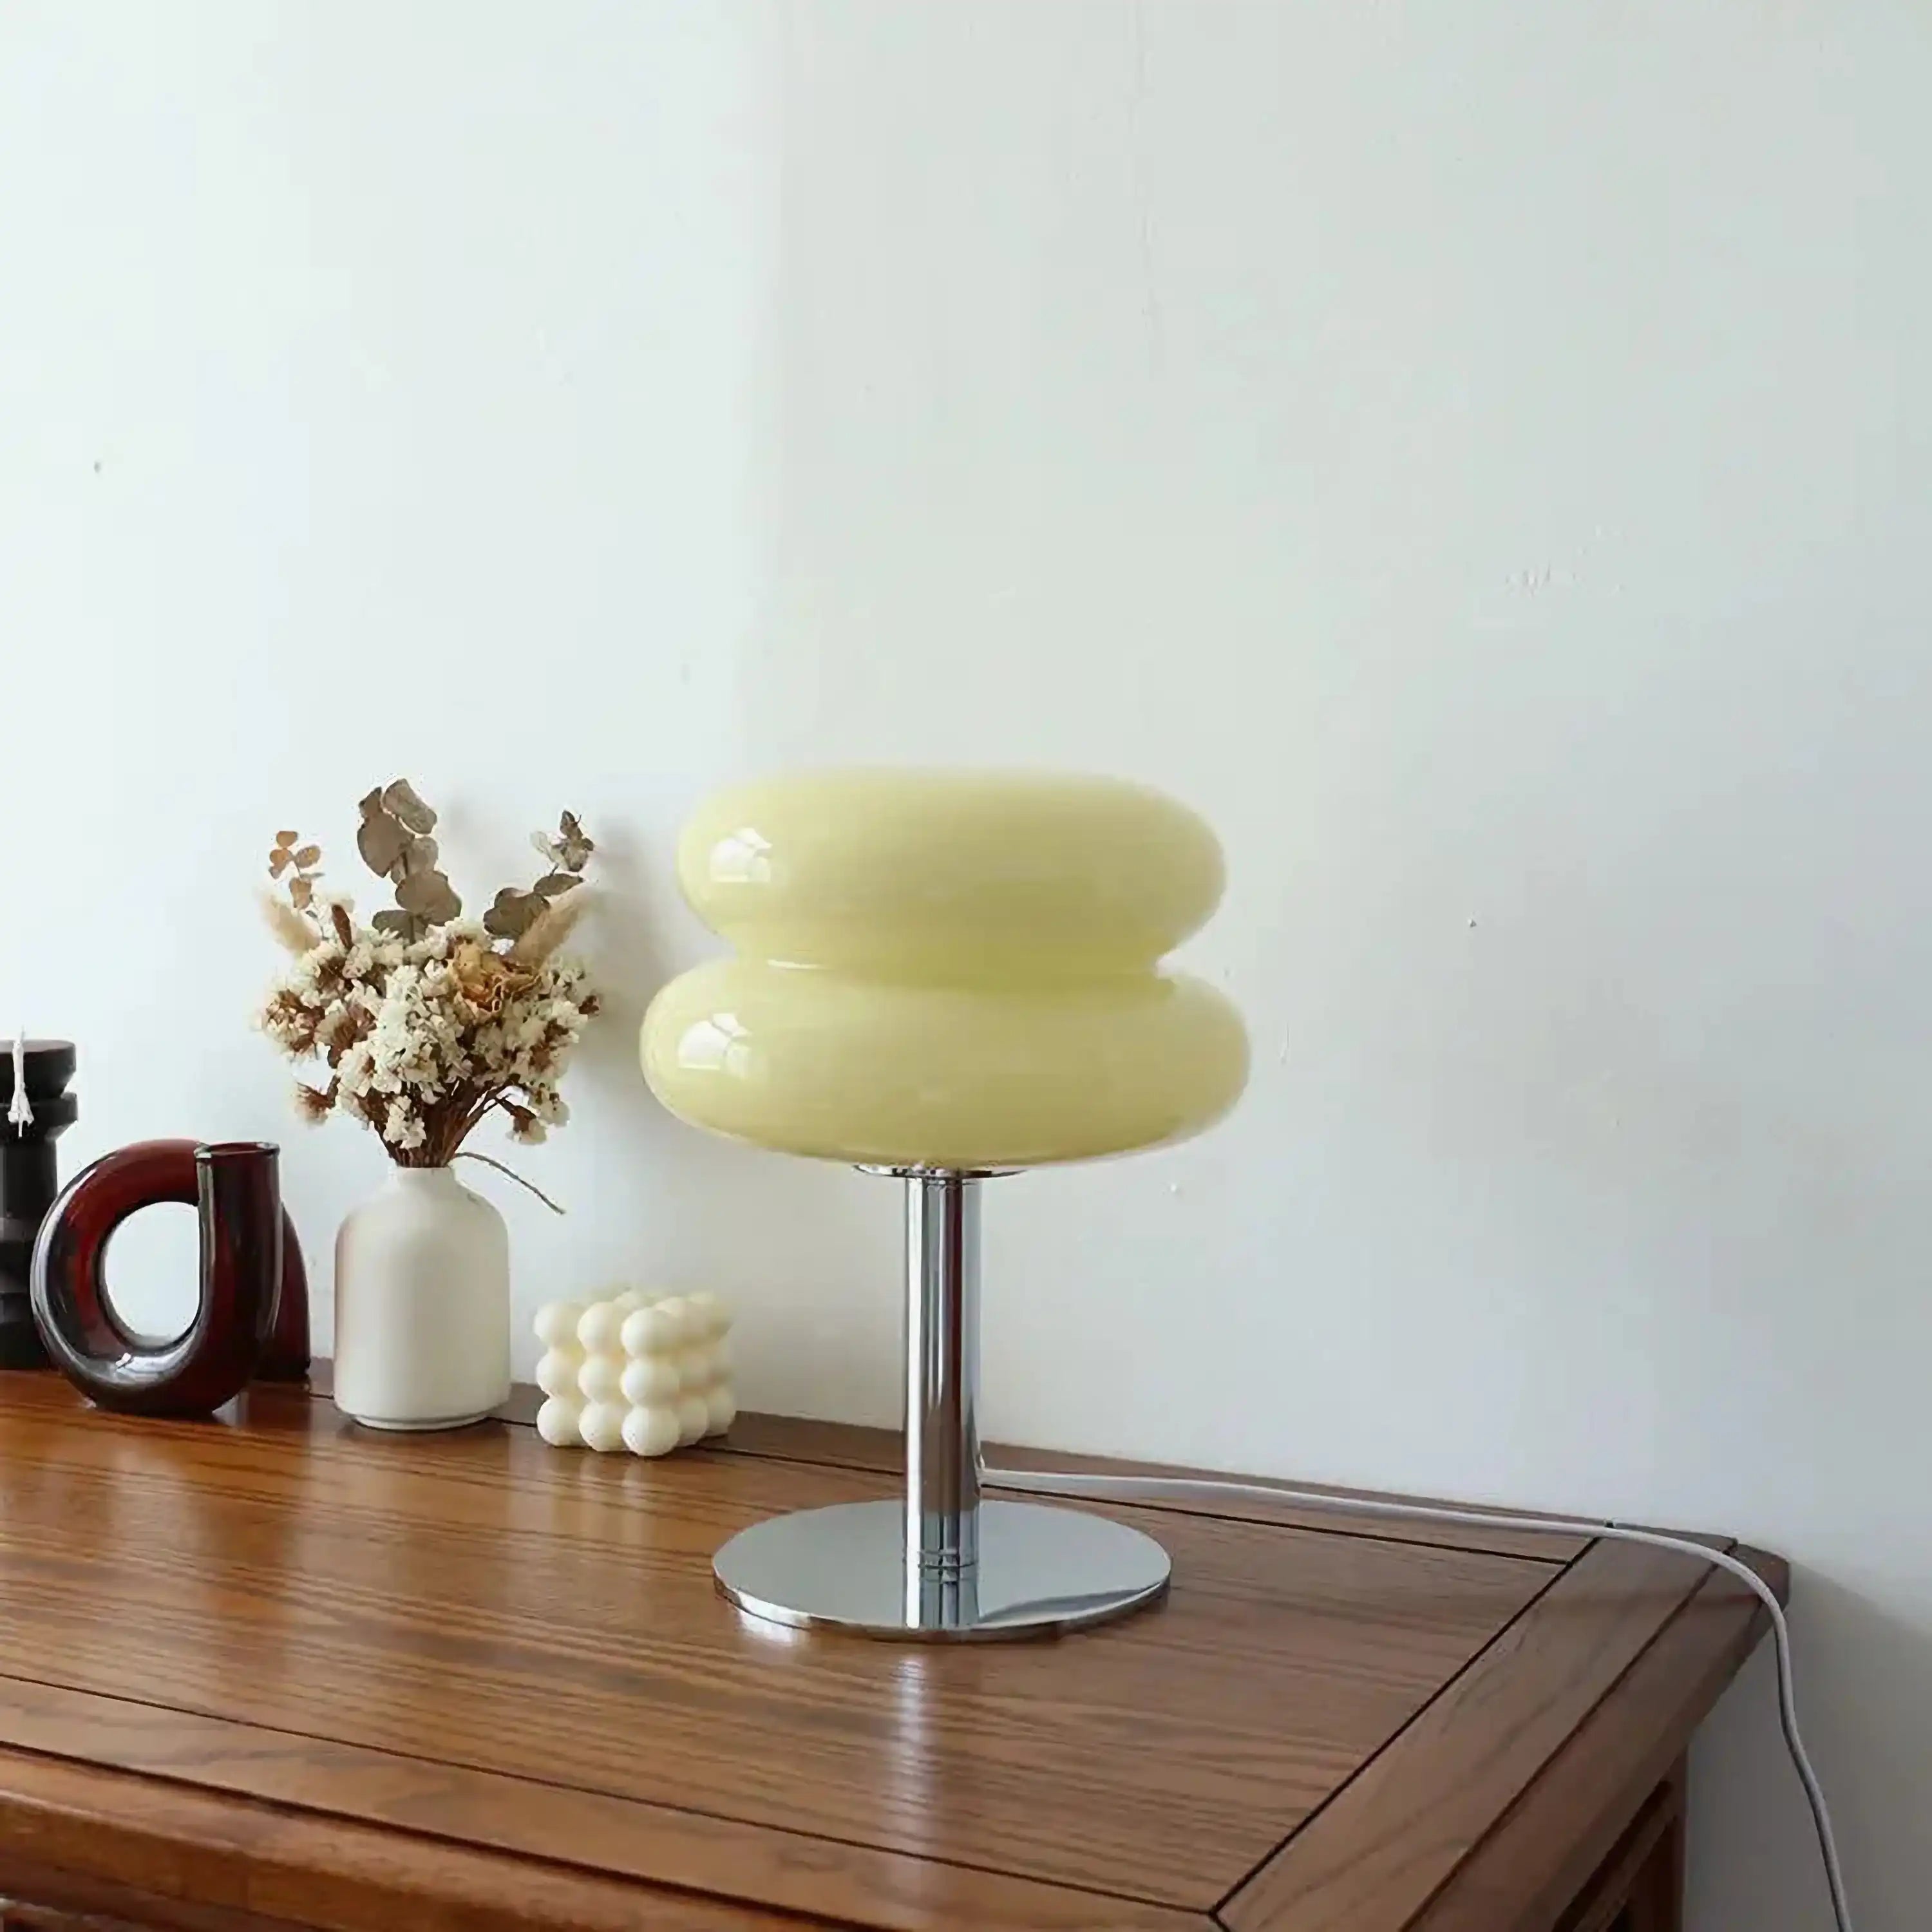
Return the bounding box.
[256,782,600,1168]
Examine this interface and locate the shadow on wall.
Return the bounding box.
[1691,1570,1930,1932]
[573,828,895,1425]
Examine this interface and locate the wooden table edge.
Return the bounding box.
[1405,1547,1787,1932]
[1217,1536,1786,1932]
[0,1742,851,1932]
[0,1672,1207,1932]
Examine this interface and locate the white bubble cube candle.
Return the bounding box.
[531,1289,735,1455]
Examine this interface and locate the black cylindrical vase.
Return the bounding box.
[0,1040,79,1370]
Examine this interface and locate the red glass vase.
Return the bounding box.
[30,1139,308,1416]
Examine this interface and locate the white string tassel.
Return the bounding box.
[6,1032,30,1133]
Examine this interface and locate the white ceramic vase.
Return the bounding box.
[332,1166,511,1431]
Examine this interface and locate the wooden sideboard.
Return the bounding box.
[0,1374,1779,1931]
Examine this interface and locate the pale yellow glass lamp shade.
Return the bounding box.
[641,770,1248,1170]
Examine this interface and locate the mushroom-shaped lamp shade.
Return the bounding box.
[640,770,1249,1638]
[641,768,1247,1166]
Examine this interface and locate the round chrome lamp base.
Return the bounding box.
[715,1499,1170,1640]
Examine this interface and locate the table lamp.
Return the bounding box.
[642,770,1247,1639]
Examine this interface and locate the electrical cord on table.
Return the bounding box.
[980,1462,1853,1932]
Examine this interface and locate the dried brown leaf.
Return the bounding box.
[401,835,440,875]
[395,867,460,924]
[357,803,408,878]
[372,909,410,936]
[330,903,354,948]
[534,871,578,898]
[269,849,290,878]
[554,811,595,871]
[274,829,298,849]
[293,844,321,870]
[290,876,313,911]
[484,887,542,940]
[383,780,438,835]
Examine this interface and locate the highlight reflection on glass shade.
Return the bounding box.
[641,770,1248,1170]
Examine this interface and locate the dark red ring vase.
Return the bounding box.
[29,1139,309,1416]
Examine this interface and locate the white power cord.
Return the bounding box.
[981,1463,1853,1932]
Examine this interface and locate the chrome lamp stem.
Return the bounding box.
[902,1171,981,1626]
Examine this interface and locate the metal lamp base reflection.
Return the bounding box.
[715,1498,1168,1640]
[714,1169,1172,1641]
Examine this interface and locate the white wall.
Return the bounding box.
[2,4,1927,1926]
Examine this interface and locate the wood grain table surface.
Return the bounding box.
[0,1372,1781,1932]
